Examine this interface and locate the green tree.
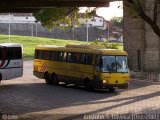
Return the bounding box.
[110,17,123,28]
[33,7,79,40]
[125,0,160,38]
[33,7,96,40]
[92,40,118,49]
[33,7,78,29]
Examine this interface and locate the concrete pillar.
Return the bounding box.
[123,0,160,72]
[123,2,145,71]
[143,0,160,72]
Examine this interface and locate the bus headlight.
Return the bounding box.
[103,80,106,84]
[103,80,109,84]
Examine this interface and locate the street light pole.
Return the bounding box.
[31,23,34,37]
[86,19,88,43]
[8,13,10,43]
[108,23,110,41]
[36,23,37,37]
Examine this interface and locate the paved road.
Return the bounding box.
[0,61,160,120]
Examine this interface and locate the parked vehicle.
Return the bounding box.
[0,43,23,82]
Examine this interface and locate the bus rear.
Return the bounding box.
[0,43,23,81]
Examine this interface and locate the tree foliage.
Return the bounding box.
[92,40,118,49]
[110,17,123,28]
[33,7,79,30]
[33,7,96,30]
[125,0,160,38]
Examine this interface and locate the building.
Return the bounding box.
[0,13,35,23]
[78,13,107,30]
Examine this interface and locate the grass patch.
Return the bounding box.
[0,34,123,60]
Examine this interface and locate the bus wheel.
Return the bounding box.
[44,72,52,85]
[84,79,94,91]
[51,73,59,86]
[109,87,115,92]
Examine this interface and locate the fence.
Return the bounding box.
[0,23,105,41]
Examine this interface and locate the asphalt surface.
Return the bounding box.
[0,61,160,120]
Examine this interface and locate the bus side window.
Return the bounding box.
[7,47,14,59]
[13,47,17,59]
[51,51,55,60]
[85,54,93,65]
[56,52,67,62]
[59,52,64,62]
[63,52,67,62]
[12,47,16,59]
[67,52,72,62]
[38,50,44,59]
[67,52,76,63]
[54,51,60,61]
[15,47,22,59]
[44,50,51,60]
[43,51,46,59]
[36,50,40,59]
[72,53,76,63]
[50,51,59,61]
[34,50,38,59]
[76,53,85,64]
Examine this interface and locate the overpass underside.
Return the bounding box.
[0,0,109,13]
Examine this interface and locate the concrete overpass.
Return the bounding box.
[0,0,160,78]
[0,0,110,13]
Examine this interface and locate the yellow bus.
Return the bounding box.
[33,44,130,91]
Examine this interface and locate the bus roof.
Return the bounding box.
[35,44,127,55]
[0,43,22,47]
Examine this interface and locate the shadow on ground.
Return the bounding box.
[0,79,159,120]
[0,82,118,115]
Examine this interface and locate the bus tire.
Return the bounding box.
[51,73,59,86]
[44,72,52,85]
[84,78,94,91]
[109,87,115,92]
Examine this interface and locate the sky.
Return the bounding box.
[79,1,123,20]
[96,1,123,20]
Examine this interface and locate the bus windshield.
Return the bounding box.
[101,56,128,73]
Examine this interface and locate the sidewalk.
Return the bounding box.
[131,78,160,85]
[130,71,160,83]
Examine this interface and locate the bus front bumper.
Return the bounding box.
[92,81,129,89]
